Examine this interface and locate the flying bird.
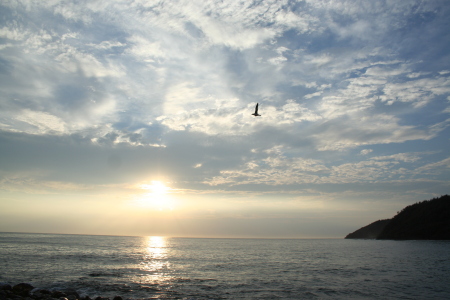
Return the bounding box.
[252,103,261,117]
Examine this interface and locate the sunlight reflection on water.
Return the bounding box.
[138,236,171,284]
[2,234,450,299]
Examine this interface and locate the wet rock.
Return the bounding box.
[30,289,44,300]
[31,289,53,300]
[0,283,12,291]
[3,284,123,300]
[30,292,43,300]
[0,290,8,300]
[0,289,15,300]
[66,295,77,300]
[13,283,34,297]
[39,290,50,295]
[63,289,79,300]
[2,292,20,300]
[79,295,91,300]
[50,291,66,299]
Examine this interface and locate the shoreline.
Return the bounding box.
[0,283,123,300]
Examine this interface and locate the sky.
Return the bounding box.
[0,0,449,238]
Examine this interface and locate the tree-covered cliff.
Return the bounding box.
[345,219,391,239]
[345,195,450,240]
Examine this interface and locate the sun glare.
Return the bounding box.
[138,236,170,283]
[136,181,174,210]
[141,181,170,194]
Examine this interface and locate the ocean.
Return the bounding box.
[0,232,449,299]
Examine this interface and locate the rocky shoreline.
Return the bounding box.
[0,283,123,300]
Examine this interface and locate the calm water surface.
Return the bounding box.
[1,232,449,299]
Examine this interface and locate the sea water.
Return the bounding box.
[0,232,449,299]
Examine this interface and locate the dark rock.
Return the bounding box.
[66,295,77,300]
[79,296,91,300]
[30,292,42,299]
[30,290,43,300]
[1,289,14,297]
[1,293,15,300]
[13,283,34,297]
[112,297,122,300]
[62,290,79,300]
[1,288,22,300]
[51,291,67,299]
[94,297,109,300]
[0,283,12,291]
[0,289,14,300]
[0,291,7,300]
[39,290,50,295]
[30,289,53,300]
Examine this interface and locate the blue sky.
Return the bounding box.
[0,0,449,238]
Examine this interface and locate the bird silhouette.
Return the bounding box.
[252,103,261,116]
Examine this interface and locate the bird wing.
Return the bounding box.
[255,103,259,114]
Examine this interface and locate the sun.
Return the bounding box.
[141,181,170,194]
[136,181,174,210]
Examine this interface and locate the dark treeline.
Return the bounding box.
[346,194,450,240]
[345,219,390,239]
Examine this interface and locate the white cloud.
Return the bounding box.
[313,114,431,151]
[88,40,126,50]
[53,2,93,24]
[268,55,288,66]
[365,65,406,77]
[206,154,330,186]
[204,145,436,187]
[118,0,289,50]
[360,149,373,155]
[371,153,421,163]
[55,48,125,78]
[445,97,450,113]
[158,99,321,135]
[15,110,66,134]
[309,54,333,67]
[163,82,214,115]
[0,26,28,40]
[304,91,323,99]
[380,77,450,107]
[407,72,429,78]
[415,157,450,174]
[158,103,248,134]
[126,35,166,60]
